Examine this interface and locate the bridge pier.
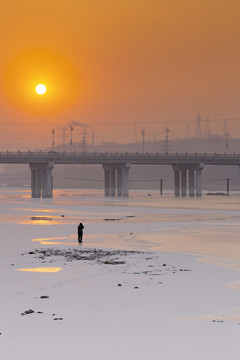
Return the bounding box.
[103,163,131,197]
[103,168,110,196]
[41,163,54,198]
[172,164,204,197]
[30,164,42,198]
[122,164,131,196]
[189,168,195,197]
[30,162,54,198]
[181,168,187,197]
[110,168,116,196]
[196,165,204,197]
[173,168,180,197]
[117,168,123,196]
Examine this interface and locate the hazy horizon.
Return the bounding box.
[1,1,240,149]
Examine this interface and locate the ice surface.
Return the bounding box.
[1,188,240,359]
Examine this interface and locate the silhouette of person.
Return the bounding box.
[78,222,84,243]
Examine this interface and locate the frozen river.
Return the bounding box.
[1,187,240,271]
[1,187,240,359]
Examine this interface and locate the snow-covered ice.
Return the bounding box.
[1,188,240,359]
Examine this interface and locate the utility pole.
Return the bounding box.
[226,178,230,197]
[223,119,227,134]
[141,129,146,153]
[165,127,170,153]
[52,129,55,151]
[160,179,163,196]
[62,127,67,149]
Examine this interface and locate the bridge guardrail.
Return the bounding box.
[0,151,240,166]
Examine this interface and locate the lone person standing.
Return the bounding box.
[78,222,84,243]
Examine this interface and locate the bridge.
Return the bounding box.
[1,151,239,198]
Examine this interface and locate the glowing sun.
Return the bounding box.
[35,84,47,95]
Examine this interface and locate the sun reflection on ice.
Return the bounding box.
[32,235,76,245]
[17,267,62,273]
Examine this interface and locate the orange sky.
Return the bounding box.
[1,0,240,149]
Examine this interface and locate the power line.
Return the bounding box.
[1,116,240,128]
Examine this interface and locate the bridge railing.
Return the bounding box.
[0,151,240,160]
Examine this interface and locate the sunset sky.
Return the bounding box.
[1,0,240,149]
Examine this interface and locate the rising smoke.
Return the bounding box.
[68,120,89,128]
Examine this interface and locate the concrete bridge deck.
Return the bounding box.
[0,151,239,198]
[1,151,240,165]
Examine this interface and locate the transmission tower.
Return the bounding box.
[92,130,95,146]
[70,125,74,153]
[195,114,202,138]
[204,115,211,138]
[82,126,88,152]
[224,131,230,152]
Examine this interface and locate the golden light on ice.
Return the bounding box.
[17,267,62,273]
[35,84,47,95]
